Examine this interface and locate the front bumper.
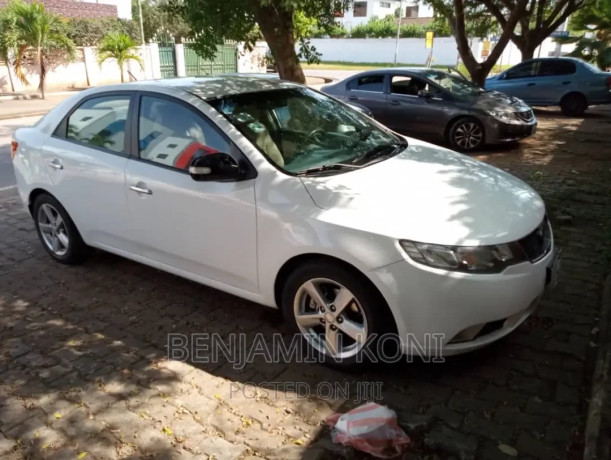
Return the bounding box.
[369,241,556,357]
[486,119,538,143]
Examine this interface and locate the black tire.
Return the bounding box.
[448,117,485,152]
[32,193,89,264]
[560,93,587,116]
[281,260,397,369]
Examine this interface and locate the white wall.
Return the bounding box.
[302,37,577,67]
[305,37,460,66]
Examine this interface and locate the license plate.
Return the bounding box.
[546,248,561,289]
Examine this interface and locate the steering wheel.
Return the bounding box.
[307,127,327,144]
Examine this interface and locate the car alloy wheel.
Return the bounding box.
[37,203,70,256]
[453,122,483,151]
[293,278,368,360]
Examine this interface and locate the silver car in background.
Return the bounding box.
[322,68,537,152]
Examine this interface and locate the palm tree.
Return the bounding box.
[2,1,75,99]
[97,32,143,83]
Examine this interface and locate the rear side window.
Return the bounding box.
[349,75,385,92]
[65,95,130,154]
[505,62,538,80]
[538,60,576,76]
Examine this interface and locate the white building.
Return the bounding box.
[337,1,434,31]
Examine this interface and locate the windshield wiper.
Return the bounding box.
[297,163,359,176]
[350,141,407,165]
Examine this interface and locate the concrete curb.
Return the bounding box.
[584,273,611,460]
[0,111,49,121]
[0,91,81,101]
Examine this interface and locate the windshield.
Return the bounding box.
[420,70,485,96]
[208,87,405,175]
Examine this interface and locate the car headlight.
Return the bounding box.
[399,240,526,273]
[490,111,521,124]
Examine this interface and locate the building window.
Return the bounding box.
[380,1,391,7]
[353,1,367,17]
[404,6,418,17]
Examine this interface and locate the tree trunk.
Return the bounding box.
[120,62,125,83]
[254,4,306,84]
[38,47,46,99]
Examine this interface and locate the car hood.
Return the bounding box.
[466,90,531,112]
[300,139,545,246]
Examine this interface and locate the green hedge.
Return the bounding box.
[66,18,140,47]
[350,16,451,38]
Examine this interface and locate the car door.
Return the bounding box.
[490,61,541,104]
[535,59,578,104]
[385,74,448,135]
[344,74,389,123]
[124,93,258,292]
[42,92,133,250]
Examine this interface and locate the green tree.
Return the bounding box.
[164,0,350,83]
[426,0,528,85]
[97,32,143,83]
[132,0,191,42]
[480,0,589,61]
[560,0,611,69]
[0,0,75,98]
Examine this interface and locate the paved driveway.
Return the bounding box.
[0,107,610,459]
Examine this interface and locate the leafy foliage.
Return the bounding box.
[0,0,76,97]
[97,32,143,82]
[560,0,611,69]
[133,0,191,42]
[66,18,139,47]
[163,0,350,83]
[348,15,451,38]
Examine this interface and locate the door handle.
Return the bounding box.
[48,159,63,170]
[129,185,152,195]
[526,83,536,87]
[390,100,400,105]
[562,81,571,85]
[347,95,358,100]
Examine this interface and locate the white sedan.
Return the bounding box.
[11,77,559,367]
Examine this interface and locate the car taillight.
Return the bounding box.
[10,140,18,160]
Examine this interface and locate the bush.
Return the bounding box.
[349,15,451,39]
[66,18,140,47]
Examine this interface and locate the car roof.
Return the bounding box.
[92,76,299,99]
[346,67,445,77]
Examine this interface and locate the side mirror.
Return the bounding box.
[418,89,433,99]
[189,153,244,182]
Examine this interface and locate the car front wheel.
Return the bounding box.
[33,193,89,264]
[448,117,485,152]
[282,261,395,368]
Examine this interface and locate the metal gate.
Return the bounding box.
[158,45,176,78]
[183,43,238,76]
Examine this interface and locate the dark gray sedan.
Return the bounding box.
[321,68,537,151]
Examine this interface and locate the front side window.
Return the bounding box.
[391,75,434,96]
[209,87,406,175]
[505,61,538,80]
[419,71,483,96]
[66,95,130,154]
[138,96,230,170]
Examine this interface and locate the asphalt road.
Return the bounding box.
[0,115,41,201]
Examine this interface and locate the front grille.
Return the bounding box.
[518,217,552,262]
[515,110,534,122]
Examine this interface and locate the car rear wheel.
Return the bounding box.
[560,93,587,117]
[281,261,395,368]
[33,194,89,264]
[448,118,485,152]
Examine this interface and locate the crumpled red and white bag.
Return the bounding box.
[326,402,410,458]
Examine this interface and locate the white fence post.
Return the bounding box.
[175,43,186,77]
[149,42,161,79]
